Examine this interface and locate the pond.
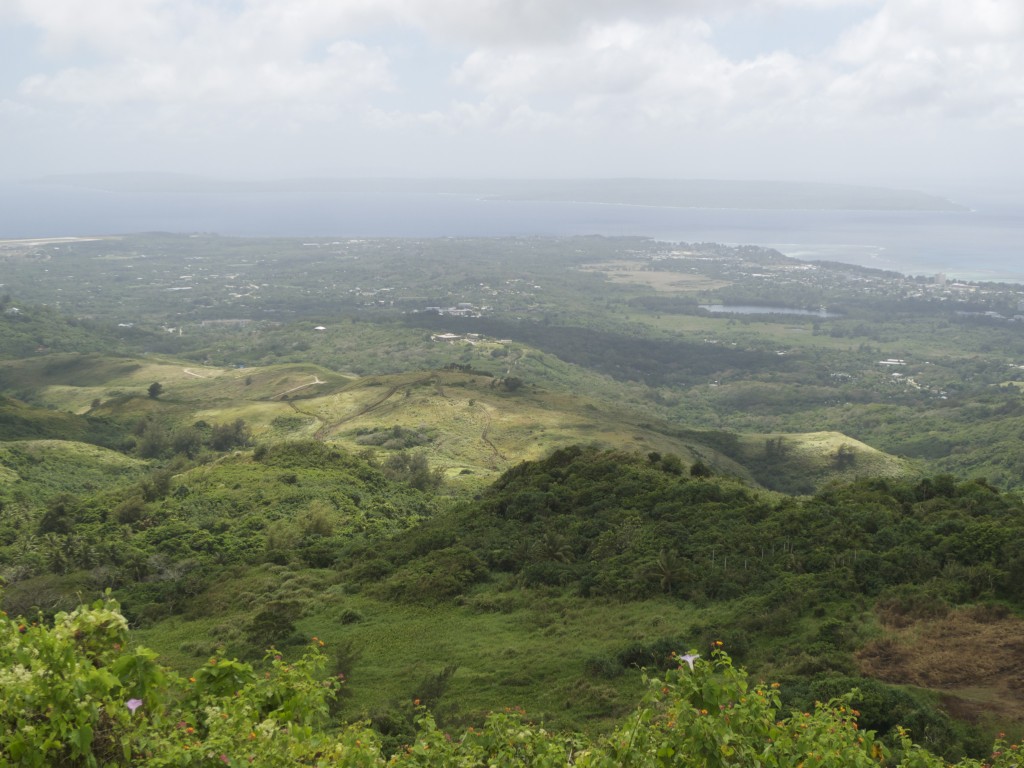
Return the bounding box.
[698,304,840,318]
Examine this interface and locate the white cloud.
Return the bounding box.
[12,0,395,120]
[827,0,1024,122]
[440,0,1024,136]
[13,0,1022,125]
[2,0,1023,180]
[0,97,33,116]
[20,40,393,107]
[10,0,175,56]
[397,0,874,47]
[448,16,819,134]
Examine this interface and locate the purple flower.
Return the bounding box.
[126,698,143,714]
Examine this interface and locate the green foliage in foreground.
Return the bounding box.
[2,596,1020,767]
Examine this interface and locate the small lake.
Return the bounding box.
[699,304,840,318]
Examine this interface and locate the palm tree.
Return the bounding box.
[535,531,573,564]
[42,533,71,575]
[652,547,685,595]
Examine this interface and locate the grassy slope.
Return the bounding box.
[733,431,920,494]
[0,393,127,447]
[133,574,710,734]
[2,352,919,492]
[0,439,146,499]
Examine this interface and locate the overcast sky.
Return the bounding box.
[2,0,1022,189]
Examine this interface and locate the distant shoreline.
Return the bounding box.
[477,195,967,214]
[0,236,112,246]
[1,177,1020,284]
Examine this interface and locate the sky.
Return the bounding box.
[2,0,1023,190]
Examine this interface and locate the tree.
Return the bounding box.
[135,423,169,459]
[834,443,856,469]
[535,530,573,564]
[37,494,79,536]
[690,460,713,478]
[382,451,444,491]
[171,426,202,458]
[652,547,685,595]
[210,418,250,451]
[245,601,299,652]
[147,382,163,399]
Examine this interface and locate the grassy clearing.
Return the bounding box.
[730,431,918,494]
[134,567,711,734]
[762,431,908,474]
[10,354,352,414]
[312,373,721,482]
[580,263,732,293]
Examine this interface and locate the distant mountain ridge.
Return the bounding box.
[472,177,967,212]
[30,173,965,212]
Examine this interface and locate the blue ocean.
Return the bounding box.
[1,178,1021,283]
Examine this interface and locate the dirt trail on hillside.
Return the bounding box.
[272,376,324,399]
[476,403,505,463]
[311,377,431,439]
[856,606,1024,724]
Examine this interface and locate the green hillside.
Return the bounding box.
[0,350,921,493]
[3,234,1024,763]
[0,439,145,499]
[2,444,1012,760]
[0,393,128,447]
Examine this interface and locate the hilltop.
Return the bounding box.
[0,350,917,493]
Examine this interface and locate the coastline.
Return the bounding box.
[1,181,1021,285]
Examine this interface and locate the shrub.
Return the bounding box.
[380,545,488,602]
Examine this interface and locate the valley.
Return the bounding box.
[2,232,1024,762]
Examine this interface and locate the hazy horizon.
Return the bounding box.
[3,175,1022,284]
